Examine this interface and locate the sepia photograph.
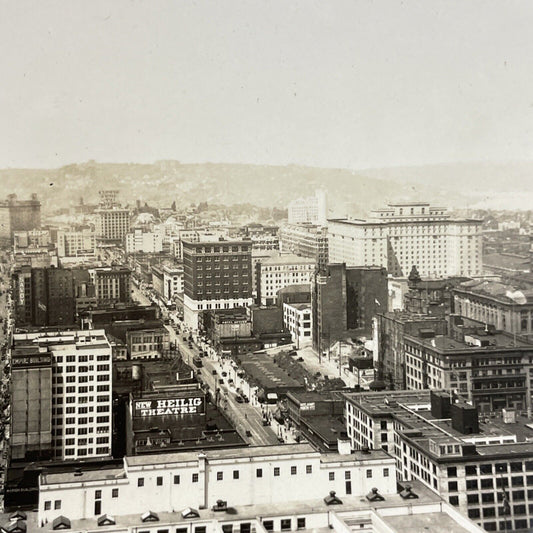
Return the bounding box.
[0,1,532,532]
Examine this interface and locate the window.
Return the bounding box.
[366,469,372,478]
[448,481,458,492]
[306,465,312,474]
[217,472,223,481]
[465,465,477,476]
[329,472,335,481]
[263,521,274,531]
[94,500,101,515]
[240,524,251,533]
[174,475,180,484]
[466,479,478,490]
[281,519,291,531]
[195,527,206,533]
[274,467,280,477]
[447,466,457,477]
[233,470,239,480]
[44,501,51,511]
[112,488,118,498]
[449,496,459,506]
[467,494,479,504]
[297,518,306,530]
[481,478,493,489]
[95,490,102,499]
[138,477,144,487]
[256,468,263,478]
[383,468,389,477]
[192,473,199,483]
[157,476,163,486]
[291,466,297,475]
[222,526,233,533]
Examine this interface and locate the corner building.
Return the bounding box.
[183,239,252,329]
[328,203,482,278]
[12,330,112,461]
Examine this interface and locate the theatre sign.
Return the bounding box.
[133,395,205,417]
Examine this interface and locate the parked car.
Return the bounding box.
[221,371,227,377]
[235,395,244,403]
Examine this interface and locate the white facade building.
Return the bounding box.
[38,444,397,524]
[96,207,131,241]
[258,254,315,305]
[13,330,112,461]
[283,302,312,348]
[328,203,483,278]
[56,228,96,259]
[125,228,164,254]
[288,190,328,226]
[163,264,184,299]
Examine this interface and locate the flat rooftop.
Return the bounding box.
[383,511,474,533]
[125,443,316,468]
[344,390,533,457]
[406,331,532,351]
[261,253,315,265]
[34,480,449,533]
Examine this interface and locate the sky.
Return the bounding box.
[1,0,533,170]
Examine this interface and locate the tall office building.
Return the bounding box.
[256,253,315,305]
[312,264,388,353]
[11,346,53,461]
[183,239,252,329]
[89,266,132,306]
[12,330,113,460]
[288,189,327,226]
[0,193,41,245]
[12,266,77,327]
[328,203,483,278]
[279,223,329,269]
[96,207,131,242]
[57,228,96,260]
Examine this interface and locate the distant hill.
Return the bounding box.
[0,160,529,215]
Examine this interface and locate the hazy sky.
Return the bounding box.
[1,0,533,169]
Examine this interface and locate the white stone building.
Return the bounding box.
[283,302,312,348]
[13,329,112,461]
[328,203,482,278]
[257,254,315,305]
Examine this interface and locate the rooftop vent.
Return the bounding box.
[324,491,343,506]
[366,488,385,502]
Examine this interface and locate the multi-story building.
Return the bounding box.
[13,229,50,249]
[56,228,96,261]
[312,264,388,354]
[454,279,533,340]
[401,322,533,414]
[0,193,41,245]
[256,253,315,305]
[283,302,312,348]
[37,443,396,524]
[12,266,77,327]
[344,389,533,533]
[10,345,53,461]
[183,239,252,330]
[125,228,164,254]
[374,311,448,390]
[12,330,112,461]
[279,223,329,269]
[328,203,483,278]
[126,325,170,359]
[152,264,184,302]
[89,266,132,306]
[96,207,131,242]
[288,189,327,226]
